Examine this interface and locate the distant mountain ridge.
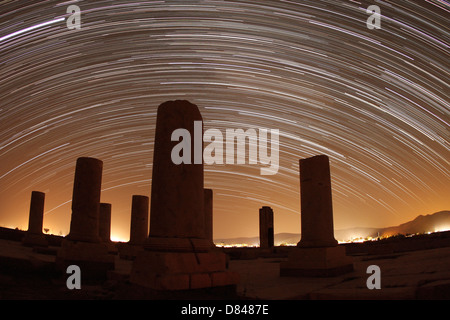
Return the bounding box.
[214,210,450,246]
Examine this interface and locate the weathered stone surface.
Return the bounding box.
[190,273,212,289]
[298,155,338,248]
[130,251,238,290]
[130,100,238,291]
[148,100,205,242]
[129,195,149,245]
[55,239,115,281]
[280,246,353,277]
[66,157,103,243]
[99,203,112,242]
[259,206,274,249]
[56,157,114,280]
[22,191,48,247]
[280,155,352,277]
[211,271,240,287]
[99,202,117,254]
[204,189,213,242]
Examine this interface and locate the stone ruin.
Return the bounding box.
[37,100,353,290]
[22,191,48,247]
[56,157,114,280]
[259,206,274,249]
[117,195,149,260]
[130,100,239,291]
[280,155,353,277]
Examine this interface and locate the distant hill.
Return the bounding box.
[379,210,450,237]
[214,210,450,246]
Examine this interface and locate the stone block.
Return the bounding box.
[280,245,353,277]
[190,273,212,289]
[56,239,114,281]
[211,271,240,287]
[130,249,238,290]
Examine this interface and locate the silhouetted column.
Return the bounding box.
[131,100,239,291]
[259,206,274,249]
[298,155,338,248]
[99,203,112,242]
[22,191,48,247]
[56,157,114,281]
[280,155,352,277]
[145,100,210,252]
[129,195,149,245]
[204,189,213,242]
[67,157,103,243]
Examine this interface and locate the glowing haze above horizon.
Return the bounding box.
[0,0,448,242]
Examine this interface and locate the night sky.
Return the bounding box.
[0,0,448,241]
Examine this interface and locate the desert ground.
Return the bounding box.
[1,228,450,300]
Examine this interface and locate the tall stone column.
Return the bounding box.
[131,100,239,291]
[204,189,213,243]
[67,157,103,243]
[298,155,338,248]
[99,202,117,254]
[129,195,149,245]
[99,203,112,243]
[259,206,274,249]
[280,155,352,277]
[56,157,114,281]
[22,191,48,247]
[145,100,209,252]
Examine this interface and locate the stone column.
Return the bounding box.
[99,202,117,254]
[145,99,210,252]
[67,157,103,243]
[280,155,352,277]
[56,157,114,281]
[99,203,112,242]
[22,191,48,247]
[298,155,338,248]
[259,206,274,249]
[129,195,149,245]
[131,100,239,291]
[204,189,213,243]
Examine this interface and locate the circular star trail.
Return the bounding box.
[0,0,448,240]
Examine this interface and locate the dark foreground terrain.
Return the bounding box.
[1,227,450,300]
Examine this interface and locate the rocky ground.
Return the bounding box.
[1,230,450,300]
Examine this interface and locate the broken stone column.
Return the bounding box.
[130,100,239,291]
[259,206,274,249]
[299,155,338,248]
[144,100,208,251]
[99,203,112,242]
[67,157,103,243]
[119,195,149,259]
[204,189,213,243]
[22,191,48,247]
[129,195,149,245]
[280,155,353,277]
[56,157,114,281]
[99,202,117,254]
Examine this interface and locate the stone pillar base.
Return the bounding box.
[280,245,353,277]
[22,233,48,248]
[117,243,142,260]
[104,241,118,255]
[130,250,239,291]
[56,239,115,281]
[144,236,214,253]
